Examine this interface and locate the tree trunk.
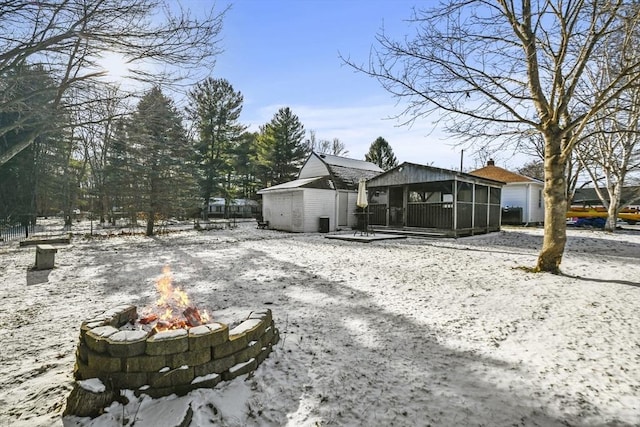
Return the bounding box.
[536,136,568,274]
[605,186,622,232]
[146,211,155,236]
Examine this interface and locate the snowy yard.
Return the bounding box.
[1,221,639,426]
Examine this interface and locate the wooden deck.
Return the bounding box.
[324,233,407,243]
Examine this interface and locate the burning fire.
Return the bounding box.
[140,265,210,332]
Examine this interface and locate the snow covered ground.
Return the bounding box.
[1,220,639,426]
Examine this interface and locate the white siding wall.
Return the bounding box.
[347,192,358,228]
[302,189,336,232]
[527,185,545,223]
[298,156,329,179]
[338,191,349,226]
[502,185,528,209]
[502,183,545,224]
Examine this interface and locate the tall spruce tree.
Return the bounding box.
[0,64,62,222]
[128,87,192,236]
[187,78,246,219]
[365,137,398,171]
[234,131,260,199]
[104,118,138,225]
[256,107,307,186]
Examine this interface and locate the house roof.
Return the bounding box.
[367,162,505,187]
[258,153,383,194]
[469,162,541,184]
[208,198,259,206]
[573,186,640,205]
[314,153,382,172]
[256,177,335,194]
[314,153,383,190]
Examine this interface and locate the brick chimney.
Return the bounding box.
[487,158,495,166]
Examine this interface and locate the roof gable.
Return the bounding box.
[298,152,383,190]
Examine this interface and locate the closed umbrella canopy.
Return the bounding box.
[356,178,368,208]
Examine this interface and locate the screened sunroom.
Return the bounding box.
[366,162,503,237]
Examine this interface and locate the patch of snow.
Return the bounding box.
[229,318,261,335]
[87,326,118,337]
[77,378,105,394]
[152,329,187,340]
[205,322,224,331]
[187,325,210,336]
[191,373,220,384]
[1,220,639,426]
[228,358,255,375]
[108,330,147,342]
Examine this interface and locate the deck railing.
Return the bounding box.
[369,204,387,225]
[407,202,453,229]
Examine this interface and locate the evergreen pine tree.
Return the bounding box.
[365,137,398,171]
[256,107,308,186]
[128,87,192,235]
[187,78,246,218]
[234,131,260,200]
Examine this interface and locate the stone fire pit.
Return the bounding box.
[65,305,279,417]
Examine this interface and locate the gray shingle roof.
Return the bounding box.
[316,154,383,190]
[257,177,335,193]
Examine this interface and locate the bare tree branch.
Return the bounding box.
[0,0,226,167]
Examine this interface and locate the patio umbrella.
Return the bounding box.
[356,178,369,234]
[356,178,368,209]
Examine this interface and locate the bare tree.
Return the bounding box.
[0,0,225,167]
[517,160,544,181]
[306,131,350,156]
[576,70,640,231]
[76,85,130,223]
[521,133,583,203]
[343,0,640,273]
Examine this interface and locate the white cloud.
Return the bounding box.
[242,101,535,171]
[243,102,468,169]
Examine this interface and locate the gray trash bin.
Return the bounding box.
[319,216,330,233]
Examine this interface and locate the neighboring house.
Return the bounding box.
[366,162,504,236]
[572,186,640,208]
[469,159,544,225]
[207,198,260,218]
[257,152,383,232]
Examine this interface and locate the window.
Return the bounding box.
[538,189,542,208]
[475,185,488,203]
[457,182,473,202]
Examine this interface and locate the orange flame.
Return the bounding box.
[143,265,210,332]
[155,265,191,322]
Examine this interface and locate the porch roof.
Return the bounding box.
[366,162,504,187]
[257,177,335,194]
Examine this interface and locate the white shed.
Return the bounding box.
[470,159,545,225]
[257,153,383,232]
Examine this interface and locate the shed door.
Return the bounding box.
[389,187,404,226]
[338,192,348,226]
[267,193,294,231]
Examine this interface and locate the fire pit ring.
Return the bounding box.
[71,305,279,401]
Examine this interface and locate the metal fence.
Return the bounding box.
[0,220,35,243]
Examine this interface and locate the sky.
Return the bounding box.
[204,0,529,172]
